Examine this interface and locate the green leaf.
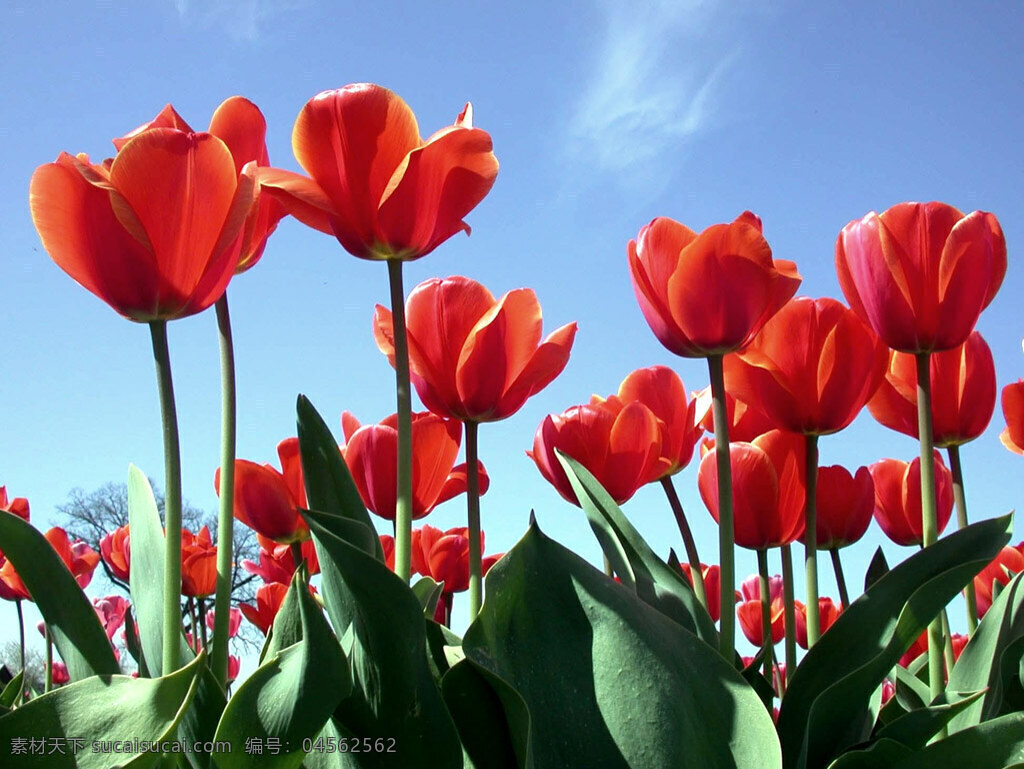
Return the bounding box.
[412,576,444,619]
[0,672,23,708]
[296,395,382,560]
[123,605,149,678]
[175,663,227,769]
[826,739,913,769]
[425,620,462,686]
[555,451,718,646]
[213,568,349,769]
[463,518,780,768]
[0,510,118,681]
[777,514,1011,769]
[441,659,531,769]
[875,689,985,749]
[0,651,204,768]
[127,466,193,677]
[947,572,1024,731]
[264,574,306,659]
[302,507,463,768]
[865,547,890,592]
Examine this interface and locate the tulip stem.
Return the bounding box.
[466,420,484,620]
[940,608,955,675]
[830,548,851,609]
[757,549,772,682]
[915,352,945,706]
[212,293,236,687]
[150,320,183,675]
[16,599,25,692]
[947,445,979,633]
[661,476,707,611]
[602,554,614,578]
[198,599,209,652]
[707,354,735,659]
[44,624,52,693]
[290,542,305,574]
[780,544,797,676]
[387,259,414,583]
[804,433,821,647]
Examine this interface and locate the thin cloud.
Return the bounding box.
[172,0,302,42]
[569,0,741,185]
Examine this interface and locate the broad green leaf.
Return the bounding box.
[213,568,349,769]
[865,547,890,592]
[302,507,463,768]
[425,620,462,685]
[463,518,780,769]
[0,651,204,768]
[412,576,444,619]
[947,572,1024,731]
[0,510,118,681]
[265,574,306,659]
[123,605,149,678]
[0,672,23,708]
[777,514,1011,769]
[175,663,227,769]
[441,658,531,769]
[893,665,931,713]
[296,395,382,560]
[826,739,912,769]
[875,689,985,749]
[127,466,193,677]
[556,452,718,646]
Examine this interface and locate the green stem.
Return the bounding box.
[15,600,25,704]
[940,608,955,676]
[44,624,52,693]
[198,599,209,652]
[947,445,978,633]
[443,592,453,628]
[708,354,735,658]
[757,549,772,682]
[290,541,305,574]
[466,421,484,619]
[804,433,821,646]
[187,597,198,653]
[781,544,797,675]
[602,554,614,578]
[661,475,707,611]
[916,352,945,706]
[150,320,183,675]
[387,259,413,583]
[830,548,851,609]
[212,293,236,687]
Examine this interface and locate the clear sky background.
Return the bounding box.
[2,1,1023,676]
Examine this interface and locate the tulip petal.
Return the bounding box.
[1001,381,1024,455]
[496,322,578,421]
[208,96,269,174]
[256,166,336,235]
[410,416,462,518]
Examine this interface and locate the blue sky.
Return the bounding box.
[2,1,1023,673]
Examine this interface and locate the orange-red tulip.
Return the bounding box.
[218,437,309,544]
[380,534,396,571]
[724,297,888,435]
[529,399,664,505]
[698,430,805,550]
[815,465,874,549]
[0,527,99,600]
[341,411,486,520]
[737,597,785,646]
[0,487,29,562]
[239,582,290,635]
[180,526,217,598]
[836,201,1006,353]
[900,628,968,668]
[973,543,1024,617]
[1000,380,1024,455]
[374,276,577,422]
[680,563,726,622]
[692,386,775,443]
[30,127,256,321]
[795,597,842,649]
[242,533,320,585]
[628,212,801,357]
[99,523,131,582]
[868,331,996,447]
[113,99,286,273]
[258,84,498,261]
[410,524,502,594]
[869,453,954,547]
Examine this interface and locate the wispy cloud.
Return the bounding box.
[172,0,303,42]
[568,0,742,187]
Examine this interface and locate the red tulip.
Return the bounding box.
[1000,380,1024,455]
[239,582,290,635]
[900,629,968,668]
[30,127,256,321]
[698,430,805,550]
[529,399,664,505]
[610,366,700,478]
[0,487,30,562]
[737,597,785,646]
[815,465,874,549]
[627,212,801,357]
[410,524,502,593]
[869,453,954,547]
[374,276,576,422]
[724,297,888,435]
[258,84,498,261]
[242,533,320,585]
[795,597,842,649]
[380,534,396,571]
[974,544,1024,617]
[99,523,131,581]
[868,332,996,447]
[740,573,784,604]
[0,527,99,600]
[180,526,218,598]
[836,201,1006,353]
[113,99,286,273]
[680,563,726,622]
[51,662,70,686]
[692,385,775,443]
[93,595,130,640]
[206,606,243,638]
[341,411,486,520]
[218,437,309,544]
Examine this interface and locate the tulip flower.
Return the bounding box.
[1001,380,1024,455]
[693,386,775,443]
[836,202,1005,355]
[99,524,131,582]
[795,597,842,649]
[379,535,396,571]
[530,399,664,506]
[218,437,309,544]
[409,525,503,626]
[93,596,130,641]
[0,488,30,562]
[51,662,70,687]
[680,563,725,623]
[242,533,320,585]
[738,597,785,646]
[0,527,100,600]
[341,411,487,520]
[181,526,218,598]
[815,464,874,608]
[239,582,290,635]
[258,84,498,262]
[869,453,954,547]
[974,544,1024,618]
[206,607,243,638]
[740,573,784,604]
